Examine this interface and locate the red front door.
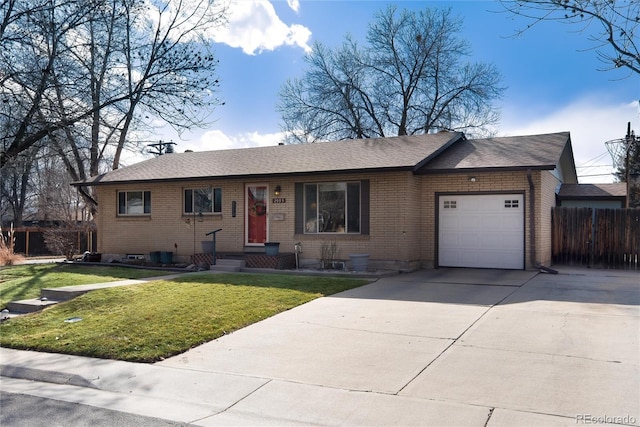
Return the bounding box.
[246,185,268,244]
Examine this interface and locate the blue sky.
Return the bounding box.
[149,0,639,183]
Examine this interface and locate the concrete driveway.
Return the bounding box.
[2,267,638,426]
[155,267,639,426]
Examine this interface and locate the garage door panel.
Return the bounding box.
[477,215,503,229]
[440,216,460,229]
[481,234,504,248]
[440,249,523,269]
[438,194,524,270]
[459,234,481,249]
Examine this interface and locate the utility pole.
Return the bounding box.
[147,140,176,156]
[623,122,640,208]
[606,122,638,208]
[625,123,631,208]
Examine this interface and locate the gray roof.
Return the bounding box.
[558,183,626,199]
[77,132,462,185]
[418,132,571,172]
[75,131,573,186]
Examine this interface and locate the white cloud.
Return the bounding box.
[197,129,284,150]
[212,0,311,55]
[499,97,639,183]
[287,0,300,12]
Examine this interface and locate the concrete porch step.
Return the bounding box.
[7,298,61,314]
[211,258,246,272]
[41,288,89,302]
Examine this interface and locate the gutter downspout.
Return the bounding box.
[527,169,558,274]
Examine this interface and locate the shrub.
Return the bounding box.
[43,223,80,261]
[320,241,338,269]
[0,224,23,266]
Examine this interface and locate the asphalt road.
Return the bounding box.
[1,391,189,427]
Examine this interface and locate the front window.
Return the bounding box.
[184,188,222,214]
[118,191,151,215]
[304,182,360,233]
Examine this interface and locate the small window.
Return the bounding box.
[118,191,151,215]
[505,199,519,208]
[444,200,457,209]
[184,188,222,214]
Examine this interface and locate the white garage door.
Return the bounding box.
[438,194,524,269]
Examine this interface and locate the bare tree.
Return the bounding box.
[1,0,94,168]
[277,6,504,143]
[0,144,89,226]
[499,0,639,75]
[1,0,227,175]
[0,150,35,225]
[31,148,88,222]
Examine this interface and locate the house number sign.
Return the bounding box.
[272,197,286,204]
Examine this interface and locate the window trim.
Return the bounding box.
[117,190,151,216]
[299,180,365,235]
[183,187,222,215]
[295,180,370,236]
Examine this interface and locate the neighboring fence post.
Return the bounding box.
[589,209,596,269]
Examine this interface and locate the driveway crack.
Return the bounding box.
[395,275,537,395]
[192,379,273,423]
[484,407,495,427]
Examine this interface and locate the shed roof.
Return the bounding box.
[558,183,626,199]
[417,132,572,173]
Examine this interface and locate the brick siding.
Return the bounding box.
[95,169,558,270]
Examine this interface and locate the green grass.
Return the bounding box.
[0,264,171,309]
[0,273,369,362]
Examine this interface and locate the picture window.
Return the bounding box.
[304,182,360,233]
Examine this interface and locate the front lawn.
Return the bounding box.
[0,264,172,309]
[0,273,369,362]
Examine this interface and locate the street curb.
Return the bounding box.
[0,364,96,389]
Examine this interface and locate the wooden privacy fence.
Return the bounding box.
[552,207,640,269]
[1,227,97,257]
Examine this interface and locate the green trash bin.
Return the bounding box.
[149,251,161,263]
[160,251,173,264]
[264,242,280,256]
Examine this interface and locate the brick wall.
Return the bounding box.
[283,172,422,268]
[96,180,245,261]
[94,169,558,270]
[419,170,538,269]
[538,170,561,266]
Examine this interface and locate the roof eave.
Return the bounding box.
[71,166,417,187]
[558,195,626,201]
[416,165,556,175]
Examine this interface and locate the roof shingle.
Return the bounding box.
[75,131,572,186]
[418,132,571,172]
[558,183,626,199]
[77,132,462,185]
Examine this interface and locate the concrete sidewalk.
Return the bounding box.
[1,267,638,426]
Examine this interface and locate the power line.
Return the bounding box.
[576,151,611,168]
[577,173,617,178]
